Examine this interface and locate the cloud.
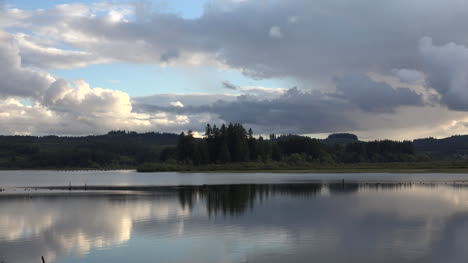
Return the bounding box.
[3,2,468,138]
[4,1,468,86]
[210,88,356,133]
[335,74,424,112]
[222,81,238,90]
[15,33,112,69]
[133,93,237,107]
[134,0,153,22]
[0,95,197,136]
[135,87,357,134]
[134,82,442,138]
[0,31,53,99]
[238,86,287,98]
[392,69,425,85]
[2,0,468,82]
[288,16,300,24]
[269,26,283,39]
[419,37,468,111]
[15,0,468,80]
[160,49,179,63]
[0,30,194,135]
[170,101,184,107]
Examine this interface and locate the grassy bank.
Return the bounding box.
[137,161,468,173]
[0,165,136,171]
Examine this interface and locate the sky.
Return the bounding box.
[1,0,468,140]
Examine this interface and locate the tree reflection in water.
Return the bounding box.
[178,184,323,216]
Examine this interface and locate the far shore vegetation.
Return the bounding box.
[136,161,468,173]
[2,123,468,173]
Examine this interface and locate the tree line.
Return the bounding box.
[173,123,418,166]
[0,124,428,170]
[0,131,178,169]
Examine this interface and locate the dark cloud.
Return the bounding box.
[135,87,357,134]
[221,80,238,90]
[335,74,424,113]
[210,90,356,134]
[133,93,236,107]
[160,49,180,62]
[135,76,425,134]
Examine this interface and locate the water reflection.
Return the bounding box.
[178,184,322,216]
[1,184,468,262]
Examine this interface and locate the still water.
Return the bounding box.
[1,171,468,263]
[2,170,468,187]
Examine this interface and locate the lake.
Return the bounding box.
[1,171,468,263]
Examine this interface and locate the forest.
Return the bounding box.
[0,131,178,169]
[1,123,467,171]
[138,123,427,172]
[171,124,417,165]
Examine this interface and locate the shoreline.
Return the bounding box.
[1,167,468,174]
[182,168,468,174]
[0,168,136,172]
[136,161,468,173]
[1,180,468,195]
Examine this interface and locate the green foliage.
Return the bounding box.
[344,140,414,163]
[170,123,418,171]
[286,153,305,165]
[137,160,468,173]
[0,123,440,171]
[0,131,178,169]
[414,135,468,160]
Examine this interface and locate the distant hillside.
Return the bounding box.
[414,135,468,160]
[323,133,359,145]
[5,128,468,170]
[0,131,179,169]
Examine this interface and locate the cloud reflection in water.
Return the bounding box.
[1,184,468,263]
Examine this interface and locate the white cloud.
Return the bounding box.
[0,29,195,135]
[170,101,184,107]
[419,37,468,111]
[392,69,425,85]
[15,33,112,69]
[288,16,300,24]
[0,30,54,99]
[269,26,283,39]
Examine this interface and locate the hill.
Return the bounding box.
[3,127,468,170]
[323,133,359,145]
[0,131,179,169]
[414,135,468,160]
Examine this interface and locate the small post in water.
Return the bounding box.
[42,256,46,263]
